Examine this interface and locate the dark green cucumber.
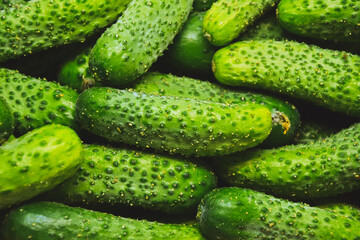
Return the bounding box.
[193,0,217,11]
[0,97,14,144]
[203,0,279,46]
[292,120,339,145]
[197,187,360,240]
[0,124,83,210]
[213,40,360,117]
[0,68,79,135]
[0,0,131,62]
[278,0,360,43]
[318,203,360,221]
[2,201,205,240]
[213,122,360,200]
[134,72,300,148]
[48,144,217,214]
[76,87,272,157]
[89,0,193,87]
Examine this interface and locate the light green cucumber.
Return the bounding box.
[0,97,14,144]
[89,0,193,87]
[0,124,83,210]
[213,40,360,117]
[75,87,272,157]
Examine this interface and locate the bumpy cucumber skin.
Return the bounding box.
[89,0,193,88]
[134,72,300,148]
[213,123,360,200]
[49,144,217,214]
[0,68,79,135]
[197,187,360,240]
[203,0,279,46]
[0,0,131,62]
[76,87,272,157]
[213,40,360,117]
[319,203,360,221]
[278,0,360,43]
[0,125,83,209]
[2,201,205,240]
[193,0,217,11]
[0,97,14,144]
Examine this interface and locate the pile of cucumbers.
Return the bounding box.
[0,0,359,239]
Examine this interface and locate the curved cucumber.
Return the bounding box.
[2,201,205,239]
[0,124,83,210]
[134,72,300,148]
[213,40,360,117]
[75,87,272,157]
[203,0,279,46]
[49,144,217,214]
[278,0,360,43]
[197,187,360,240]
[0,68,79,135]
[213,123,360,200]
[89,0,193,87]
[0,0,131,62]
[0,97,14,144]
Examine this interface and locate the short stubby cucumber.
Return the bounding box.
[0,0,131,62]
[212,123,360,200]
[0,68,79,135]
[75,87,272,157]
[213,40,360,117]
[197,187,360,240]
[0,124,83,210]
[48,144,217,214]
[134,72,300,148]
[278,0,360,43]
[2,201,205,239]
[193,0,217,11]
[89,0,193,87]
[0,97,14,144]
[203,0,279,46]
[318,203,360,221]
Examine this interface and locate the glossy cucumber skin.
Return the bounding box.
[0,68,79,135]
[203,0,279,46]
[49,144,217,214]
[193,0,217,11]
[0,97,14,144]
[134,72,300,148]
[278,0,360,43]
[89,0,193,87]
[213,123,360,200]
[197,187,360,240]
[0,124,83,210]
[2,201,205,240]
[213,40,360,117]
[75,87,272,157]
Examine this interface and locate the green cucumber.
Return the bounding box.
[0,97,14,144]
[134,72,300,148]
[75,87,272,157]
[0,0,131,62]
[203,0,279,46]
[0,124,83,210]
[197,187,360,240]
[2,201,205,239]
[0,68,79,135]
[278,0,360,43]
[89,0,193,87]
[318,203,360,221]
[213,40,360,117]
[212,122,360,200]
[48,144,217,214]
[193,0,217,11]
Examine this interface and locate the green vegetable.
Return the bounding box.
[0,97,14,144]
[292,120,339,145]
[193,0,217,11]
[318,203,360,221]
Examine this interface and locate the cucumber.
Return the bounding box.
[212,122,360,200]
[213,40,360,117]
[197,187,360,240]
[278,0,360,43]
[203,0,279,46]
[0,0,131,62]
[318,203,360,221]
[2,201,205,239]
[75,87,272,157]
[193,0,217,11]
[0,97,14,144]
[89,0,193,88]
[292,120,339,145]
[48,144,217,214]
[0,68,79,135]
[134,72,300,148]
[0,124,83,210]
